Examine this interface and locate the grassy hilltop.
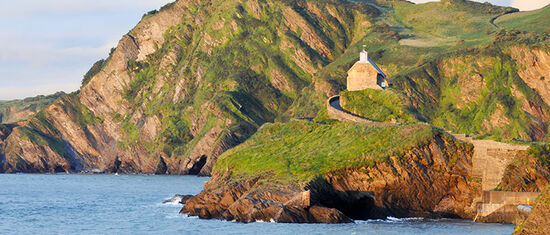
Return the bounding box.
[214,120,439,186]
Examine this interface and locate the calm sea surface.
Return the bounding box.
[0,174,514,235]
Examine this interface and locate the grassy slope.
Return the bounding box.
[214,120,440,186]
[310,0,550,141]
[114,0,378,158]
[340,89,420,123]
[496,5,550,34]
[0,93,64,123]
[130,0,547,162]
[431,55,547,140]
[210,1,550,188]
[6,0,550,174]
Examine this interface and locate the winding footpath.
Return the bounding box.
[327,96,374,124]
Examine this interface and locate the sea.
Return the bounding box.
[0,174,515,235]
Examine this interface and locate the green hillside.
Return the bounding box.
[340,89,420,123]
[0,92,64,123]
[214,120,441,186]
[496,5,550,34]
[3,0,550,174]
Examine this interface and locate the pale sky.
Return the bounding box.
[0,0,549,100]
[0,0,174,100]
[411,0,550,10]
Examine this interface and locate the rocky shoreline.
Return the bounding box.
[181,133,480,223]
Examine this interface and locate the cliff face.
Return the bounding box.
[395,46,550,141]
[497,152,550,192]
[182,121,478,222]
[1,0,549,175]
[0,0,376,174]
[510,46,550,108]
[0,93,64,124]
[514,186,550,235]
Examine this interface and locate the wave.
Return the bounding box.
[254,219,276,223]
[357,217,425,224]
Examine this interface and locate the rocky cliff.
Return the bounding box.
[1,0,549,175]
[0,92,64,124]
[394,46,550,141]
[0,0,377,174]
[182,121,480,222]
[514,186,550,234]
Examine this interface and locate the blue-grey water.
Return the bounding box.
[0,174,514,235]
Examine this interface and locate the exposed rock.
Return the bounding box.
[0,93,64,124]
[182,133,479,223]
[514,186,550,234]
[498,153,550,192]
[1,0,366,175]
[510,46,550,106]
[281,7,332,60]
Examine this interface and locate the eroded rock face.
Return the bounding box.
[498,153,550,192]
[182,134,478,223]
[181,178,353,223]
[510,46,550,106]
[0,0,371,175]
[514,186,550,235]
[398,48,550,141]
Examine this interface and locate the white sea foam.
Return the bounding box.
[253,218,276,223]
[162,200,182,206]
[357,217,425,224]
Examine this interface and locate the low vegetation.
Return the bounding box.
[214,120,440,186]
[0,92,64,123]
[496,5,550,34]
[340,89,420,123]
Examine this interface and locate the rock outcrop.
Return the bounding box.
[0,0,374,174]
[510,46,550,107]
[514,186,550,235]
[182,128,479,223]
[0,92,64,123]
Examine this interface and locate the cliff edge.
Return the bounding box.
[182,121,479,222]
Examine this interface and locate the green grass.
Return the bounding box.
[16,126,67,159]
[496,5,550,34]
[386,47,550,141]
[392,0,510,41]
[6,0,550,175]
[214,120,441,187]
[340,89,420,123]
[0,92,64,123]
[112,0,382,159]
[430,56,538,140]
[527,143,550,168]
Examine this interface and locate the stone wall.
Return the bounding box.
[347,63,382,91]
[475,191,539,223]
[453,135,530,190]
[482,191,540,205]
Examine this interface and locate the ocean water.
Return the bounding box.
[0,174,515,235]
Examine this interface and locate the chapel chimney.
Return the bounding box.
[360,50,368,63]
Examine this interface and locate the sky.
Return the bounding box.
[0,0,549,100]
[0,0,174,100]
[411,0,550,10]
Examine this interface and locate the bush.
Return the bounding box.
[81,59,105,87]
